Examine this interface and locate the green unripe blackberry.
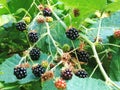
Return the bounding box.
[62,44,70,52]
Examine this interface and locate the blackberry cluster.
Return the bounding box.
[32,64,45,77]
[75,70,88,78]
[65,28,79,40]
[14,67,27,79]
[29,48,40,60]
[28,32,38,43]
[43,8,52,16]
[76,50,89,63]
[61,69,73,80]
[16,22,26,31]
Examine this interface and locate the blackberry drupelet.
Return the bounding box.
[75,69,88,78]
[29,48,40,60]
[28,31,38,43]
[16,22,26,31]
[61,69,73,80]
[65,28,79,40]
[43,8,52,16]
[32,64,45,77]
[14,67,27,79]
[77,50,89,63]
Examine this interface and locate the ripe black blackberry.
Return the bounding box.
[43,8,52,16]
[14,66,27,79]
[66,28,79,40]
[75,69,88,78]
[29,48,40,60]
[16,22,26,31]
[76,50,89,63]
[32,64,45,77]
[61,69,73,80]
[28,31,38,43]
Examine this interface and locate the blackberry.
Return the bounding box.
[32,64,45,77]
[61,69,73,80]
[75,69,88,78]
[14,66,27,79]
[16,22,26,31]
[77,50,89,63]
[29,48,40,60]
[28,31,38,43]
[66,28,79,40]
[43,8,52,16]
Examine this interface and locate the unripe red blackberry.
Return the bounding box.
[14,66,27,79]
[61,69,73,80]
[43,8,52,17]
[28,31,38,43]
[76,50,89,63]
[66,28,79,40]
[29,48,40,60]
[36,15,45,23]
[55,78,66,89]
[32,64,45,77]
[114,30,120,38]
[75,69,88,78]
[16,22,26,31]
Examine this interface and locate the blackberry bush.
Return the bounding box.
[1,0,120,90]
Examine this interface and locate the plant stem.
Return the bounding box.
[50,61,63,71]
[90,55,105,77]
[80,34,120,89]
[45,22,63,56]
[71,41,81,69]
[95,18,102,43]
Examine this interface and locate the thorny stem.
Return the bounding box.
[71,41,81,69]
[80,34,120,89]
[95,18,102,43]
[50,61,63,71]
[18,56,27,65]
[45,22,63,56]
[90,54,105,77]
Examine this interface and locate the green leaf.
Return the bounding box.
[0,0,10,15]
[67,75,110,90]
[0,14,16,27]
[87,11,120,43]
[0,53,49,84]
[42,79,57,90]
[61,0,107,27]
[105,1,120,12]
[109,53,120,81]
